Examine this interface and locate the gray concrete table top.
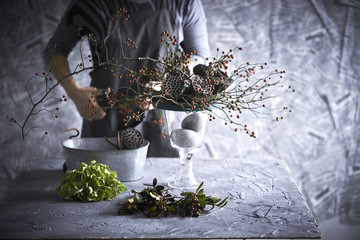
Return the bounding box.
[0,157,321,239]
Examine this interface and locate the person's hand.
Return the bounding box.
[47,55,106,121]
[68,86,106,121]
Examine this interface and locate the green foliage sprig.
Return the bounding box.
[56,160,126,202]
[118,178,228,218]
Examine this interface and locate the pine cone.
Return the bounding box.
[120,128,144,149]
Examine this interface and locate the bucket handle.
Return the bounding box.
[61,128,80,172]
[63,128,80,139]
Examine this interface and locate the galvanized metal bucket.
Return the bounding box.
[62,138,149,182]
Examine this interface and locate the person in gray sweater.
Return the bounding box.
[44,0,210,156]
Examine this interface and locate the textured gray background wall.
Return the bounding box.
[0,0,359,239]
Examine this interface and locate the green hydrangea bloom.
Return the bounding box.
[56,160,126,202]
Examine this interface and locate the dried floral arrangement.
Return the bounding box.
[7,8,294,140]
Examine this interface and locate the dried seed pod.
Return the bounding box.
[212,70,233,94]
[191,75,212,96]
[162,73,185,99]
[192,64,233,94]
[121,128,144,149]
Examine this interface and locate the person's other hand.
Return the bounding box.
[68,86,106,121]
